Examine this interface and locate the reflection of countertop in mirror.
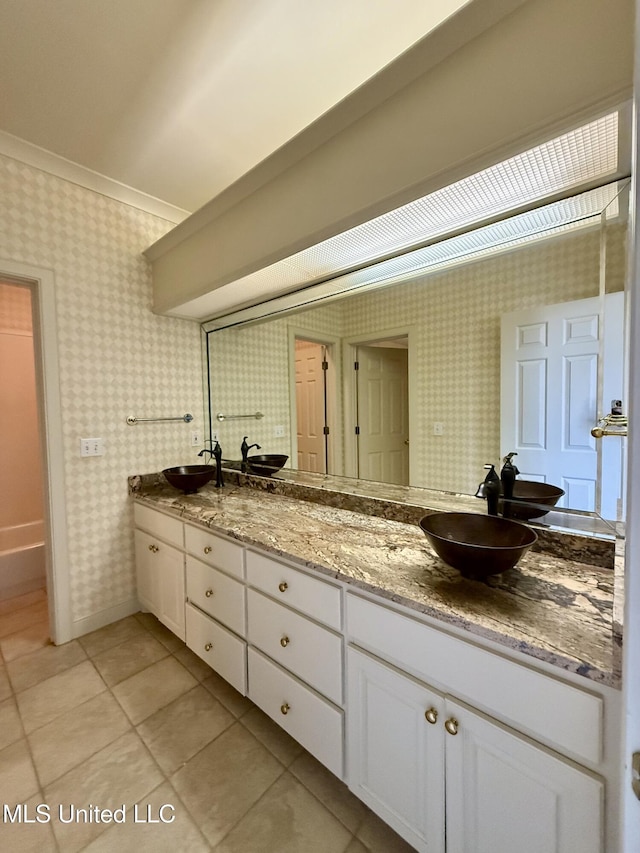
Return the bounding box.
[130,475,621,688]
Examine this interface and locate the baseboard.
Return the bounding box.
[71,597,140,639]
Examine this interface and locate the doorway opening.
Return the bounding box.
[349,333,410,485]
[0,279,50,648]
[290,332,339,475]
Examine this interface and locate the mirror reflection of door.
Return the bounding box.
[295,339,329,473]
[501,293,625,518]
[356,338,409,485]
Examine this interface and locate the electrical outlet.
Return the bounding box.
[80,438,104,457]
[274,425,285,438]
[211,432,219,443]
[191,430,201,447]
[433,422,444,436]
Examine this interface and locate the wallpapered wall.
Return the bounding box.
[209,222,626,496]
[0,153,204,630]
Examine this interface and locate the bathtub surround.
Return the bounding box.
[0,153,204,636]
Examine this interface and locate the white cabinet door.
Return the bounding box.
[186,603,247,694]
[347,647,446,853]
[444,697,604,853]
[134,528,185,640]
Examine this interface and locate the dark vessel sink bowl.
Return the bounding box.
[163,465,216,494]
[247,454,289,477]
[500,481,565,520]
[419,512,537,578]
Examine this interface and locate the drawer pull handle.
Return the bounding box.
[424,708,438,725]
[278,582,288,593]
[204,642,213,652]
[148,544,159,553]
[280,703,290,715]
[280,635,290,648]
[204,546,212,554]
[444,718,459,736]
[205,588,214,598]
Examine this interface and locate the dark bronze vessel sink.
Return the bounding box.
[501,481,565,520]
[247,454,289,477]
[419,512,537,578]
[163,465,216,494]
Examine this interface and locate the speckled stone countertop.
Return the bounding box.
[130,476,621,688]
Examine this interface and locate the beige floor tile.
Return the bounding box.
[82,782,210,852]
[0,793,58,852]
[92,632,169,686]
[0,619,51,661]
[0,739,40,804]
[241,705,304,767]
[290,751,369,833]
[0,696,23,750]
[44,730,164,853]
[356,811,416,852]
[215,771,352,853]
[137,684,234,774]
[344,839,369,853]
[0,587,47,616]
[16,659,106,733]
[6,639,87,693]
[0,662,12,700]
[135,611,187,652]
[202,670,252,718]
[79,615,149,658]
[29,691,131,785]
[171,722,284,847]
[112,656,198,724]
[0,598,49,637]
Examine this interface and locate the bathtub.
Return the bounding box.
[0,522,46,600]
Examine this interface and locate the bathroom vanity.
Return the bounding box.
[131,475,622,853]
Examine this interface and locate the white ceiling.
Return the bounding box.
[0,0,471,213]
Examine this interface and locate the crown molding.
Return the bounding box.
[0,130,190,224]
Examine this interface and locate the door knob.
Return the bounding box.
[280,702,290,715]
[280,635,290,647]
[278,581,288,593]
[204,642,212,652]
[205,588,214,597]
[444,718,459,735]
[424,708,438,724]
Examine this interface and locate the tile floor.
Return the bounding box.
[0,590,415,852]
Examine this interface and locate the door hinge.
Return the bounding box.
[322,360,328,371]
[354,361,359,371]
[323,426,330,435]
[632,752,640,800]
[355,425,360,435]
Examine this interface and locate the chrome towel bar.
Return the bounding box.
[216,412,264,422]
[126,413,194,425]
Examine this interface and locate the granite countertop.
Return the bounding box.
[131,478,621,688]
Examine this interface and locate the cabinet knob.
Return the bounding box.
[204,642,213,652]
[148,544,159,553]
[280,635,290,648]
[278,581,288,593]
[204,546,212,554]
[424,708,438,725]
[280,702,290,715]
[205,588,214,598]
[444,717,459,736]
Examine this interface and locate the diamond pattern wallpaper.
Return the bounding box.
[0,153,204,627]
[209,222,626,496]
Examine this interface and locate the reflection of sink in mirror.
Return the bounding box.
[419,512,537,579]
[206,182,628,522]
[248,454,288,477]
[163,465,216,494]
[500,481,565,520]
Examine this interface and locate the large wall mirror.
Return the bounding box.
[205,179,630,523]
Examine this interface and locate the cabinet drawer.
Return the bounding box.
[246,550,341,630]
[347,594,603,766]
[248,647,343,778]
[247,589,343,705]
[186,556,246,636]
[185,525,244,579]
[134,503,183,549]
[185,603,247,695]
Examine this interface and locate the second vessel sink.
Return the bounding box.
[163,465,216,494]
[500,480,565,520]
[419,512,537,578]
